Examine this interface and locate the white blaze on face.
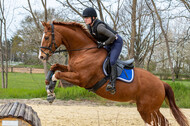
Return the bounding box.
[38,33,45,59]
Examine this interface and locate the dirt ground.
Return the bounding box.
[0,99,189,126]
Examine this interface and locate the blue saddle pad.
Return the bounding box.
[103,58,134,83]
[117,68,134,83]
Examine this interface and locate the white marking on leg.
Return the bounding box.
[52,74,58,81]
[145,123,152,126]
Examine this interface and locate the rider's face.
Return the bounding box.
[84,17,92,25]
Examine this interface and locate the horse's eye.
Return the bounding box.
[45,37,49,40]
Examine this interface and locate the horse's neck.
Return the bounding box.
[55,25,96,51]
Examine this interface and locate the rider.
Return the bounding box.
[82,7,123,94]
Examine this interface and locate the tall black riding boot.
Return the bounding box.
[106,64,117,94]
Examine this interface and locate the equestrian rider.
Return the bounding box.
[83,7,123,94]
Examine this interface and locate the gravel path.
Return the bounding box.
[0,99,189,126]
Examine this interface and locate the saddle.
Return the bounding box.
[103,57,134,82]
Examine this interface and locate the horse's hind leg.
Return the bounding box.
[137,107,169,126]
[156,110,169,126]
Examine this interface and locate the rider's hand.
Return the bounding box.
[97,42,105,48]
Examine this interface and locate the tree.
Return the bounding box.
[129,0,136,59]
[24,0,47,76]
[0,12,5,88]
[150,0,175,81]
[0,0,9,88]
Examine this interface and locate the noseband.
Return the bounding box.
[40,24,58,58]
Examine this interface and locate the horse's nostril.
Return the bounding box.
[40,56,44,59]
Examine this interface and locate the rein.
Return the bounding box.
[40,23,98,56]
[54,46,97,53]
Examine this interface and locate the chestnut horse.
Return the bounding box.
[39,21,189,126]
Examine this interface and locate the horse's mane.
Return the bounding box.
[53,21,96,42]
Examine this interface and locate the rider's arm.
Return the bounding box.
[97,24,115,45]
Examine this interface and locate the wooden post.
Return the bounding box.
[11,67,13,72]
[30,68,32,74]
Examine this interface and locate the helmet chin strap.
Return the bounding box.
[90,17,96,26]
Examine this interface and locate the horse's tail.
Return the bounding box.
[163,82,189,126]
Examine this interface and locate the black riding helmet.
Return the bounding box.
[82,7,97,17]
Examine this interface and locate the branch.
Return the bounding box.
[180,0,190,12]
[99,1,115,26]
[65,0,83,18]
[25,0,42,32]
[41,0,47,22]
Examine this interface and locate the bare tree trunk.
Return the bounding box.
[26,0,48,76]
[145,0,156,71]
[41,0,48,76]
[0,0,8,88]
[147,22,156,71]
[151,0,175,81]
[3,20,8,88]
[96,0,104,21]
[26,0,42,32]
[0,19,5,88]
[129,0,137,59]
[41,0,47,22]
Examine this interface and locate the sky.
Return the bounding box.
[2,0,189,39]
[3,0,119,39]
[3,0,61,38]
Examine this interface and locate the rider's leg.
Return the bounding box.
[106,63,117,94]
[106,35,123,94]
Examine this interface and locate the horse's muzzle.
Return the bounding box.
[39,54,49,61]
[39,55,47,60]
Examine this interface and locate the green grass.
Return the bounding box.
[161,81,190,108]
[164,80,190,85]
[0,72,46,99]
[0,88,46,99]
[0,73,189,108]
[5,72,45,89]
[55,86,100,100]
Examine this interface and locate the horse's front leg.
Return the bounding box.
[46,71,80,103]
[50,63,68,72]
[45,64,68,85]
[52,71,80,85]
[46,64,69,103]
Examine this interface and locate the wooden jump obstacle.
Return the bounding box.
[0,102,41,126]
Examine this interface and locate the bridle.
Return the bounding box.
[40,24,58,58]
[40,23,98,58]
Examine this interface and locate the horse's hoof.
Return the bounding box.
[47,95,55,103]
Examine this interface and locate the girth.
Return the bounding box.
[86,76,109,93]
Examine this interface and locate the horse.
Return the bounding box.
[38,21,189,126]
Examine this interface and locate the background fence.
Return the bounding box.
[0,67,44,74]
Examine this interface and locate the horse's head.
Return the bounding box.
[39,21,62,61]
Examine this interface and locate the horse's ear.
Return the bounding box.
[41,21,47,27]
[41,21,51,30]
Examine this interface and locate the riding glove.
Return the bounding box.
[97,42,105,48]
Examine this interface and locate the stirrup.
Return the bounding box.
[106,83,116,94]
